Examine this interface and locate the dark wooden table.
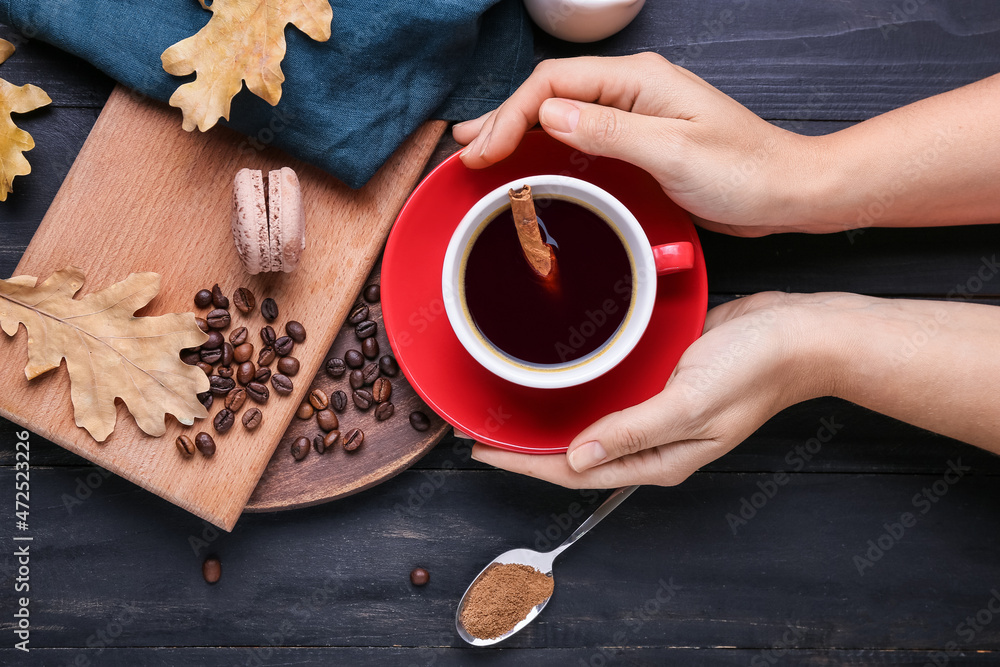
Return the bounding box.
[3,2,1000,664]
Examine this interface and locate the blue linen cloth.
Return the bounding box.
[1,0,533,188]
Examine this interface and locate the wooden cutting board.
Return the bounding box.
[0,86,445,531]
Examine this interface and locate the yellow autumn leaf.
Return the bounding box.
[161,0,333,132]
[0,267,210,442]
[0,39,52,202]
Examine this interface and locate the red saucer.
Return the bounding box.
[382,131,707,453]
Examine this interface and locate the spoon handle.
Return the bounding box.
[549,485,639,562]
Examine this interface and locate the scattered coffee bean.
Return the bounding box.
[355,320,377,339]
[225,387,246,412]
[229,326,248,346]
[349,369,365,389]
[378,354,399,377]
[217,365,233,379]
[260,325,277,347]
[363,284,380,303]
[296,402,314,419]
[237,361,256,385]
[234,343,254,363]
[286,320,306,343]
[202,556,222,584]
[261,297,278,321]
[271,373,293,395]
[233,287,255,314]
[326,357,346,378]
[214,408,235,433]
[362,363,379,385]
[409,411,430,432]
[331,390,347,412]
[277,356,299,376]
[194,289,213,309]
[197,391,214,410]
[202,331,224,349]
[323,429,341,450]
[209,375,235,396]
[348,303,369,325]
[353,389,374,410]
[316,409,339,432]
[176,435,196,457]
[410,567,430,586]
[373,377,392,403]
[196,361,214,376]
[344,428,364,451]
[200,347,222,364]
[242,407,262,430]
[345,349,364,369]
[258,346,276,366]
[220,342,234,367]
[195,317,210,334]
[195,432,216,457]
[291,437,310,461]
[254,367,272,384]
[313,434,328,454]
[362,336,379,359]
[211,283,229,309]
[246,382,270,403]
[375,402,394,421]
[206,308,231,329]
[274,336,294,356]
[180,348,201,365]
[309,389,329,411]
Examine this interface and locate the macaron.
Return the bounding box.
[231,167,306,274]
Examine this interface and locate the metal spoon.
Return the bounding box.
[455,485,639,646]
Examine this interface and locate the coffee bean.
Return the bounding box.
[322,429,340,451]
[237,361,256,385]
[176,435,196,457]
[254,367,272,383]
[348,303,369,325]
[220,342,234,367]
[312,434,327,454]
[353,389,374,410]
[410,567,429,586]
[196,361,214,376]
[217,365,233,379]
[271,373,293,395]
[363,284,380,303]
[209,375,235,396]
[362,337,379,359]
[375,402,394,421]
[260,325,277,347]
[194,289,213,309]
[355,320,377,339]
[277,356,299,376]
[343,428,364,451]
[286,320,306,343]
[206,308,231,329]
[197,391,214,410]
[233,287,255,314]
[196,317,210,334]
[211,283,229,309]
[213,408,235,433]
[378,354,399,377]
[331,390,347,412]
[202,331,224,349]
[242,407,262,430]
[349,369,364,389]
[234,343,254,363]
[202,556,222,584]
[326,357,346,378]
[317,409,339,432]
[246,382,270,403]
[229,326,248,346]
[309,389,329,411]
[345,349,364,369]
[261,297,278,322]
[373,377,392,403]
[200,347,222,364]
[409,411,430,432]
[258,346,276,366]
[274,336,294,356]
[225,387,246,412]
[362,363,379,385]
[180,348,201,365]
[296,402,314,419]
[195,432,216,457]
[291,437,310,461]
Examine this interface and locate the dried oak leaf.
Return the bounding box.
[0,267,210,442]
[0,39,52,202]
[161,0,333,132]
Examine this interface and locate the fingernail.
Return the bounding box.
[568,440,606,472]
[470,449,482,462]
[540,99,580,134]
[454,120,468,129]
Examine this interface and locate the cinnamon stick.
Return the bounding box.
[508,185,553,277]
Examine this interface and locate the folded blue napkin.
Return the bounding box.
[1,0,533,188]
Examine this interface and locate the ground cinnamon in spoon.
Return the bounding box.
[460,563,555,640]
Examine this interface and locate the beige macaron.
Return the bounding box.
[231,167,305,274]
